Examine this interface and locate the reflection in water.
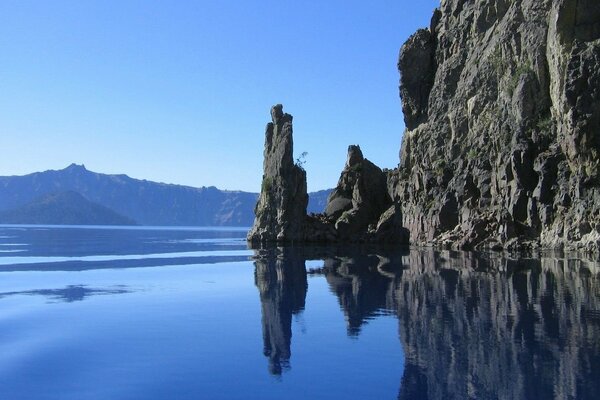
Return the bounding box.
[253,246,600,399]
[254,247,307,375]
[323,254,398,336]
[394,251,600,400]
[0,285,131,302]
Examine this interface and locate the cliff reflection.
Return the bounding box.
[394,251,600,400]
[253,246,600,399]
[322,254,401,335]
[254,247,307,375]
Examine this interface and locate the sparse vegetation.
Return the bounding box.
[261,177,273,192]
[349,163,363,173]
[467,148,478,160]
[489,45,506,74]
[295,151,308,170]
[433,159,446,176]
[424,198,436,211]
[507,61,533,96]
[536,115,553,132]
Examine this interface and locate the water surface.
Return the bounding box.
[0,225,598,399]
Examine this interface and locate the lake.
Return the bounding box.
[0,225,598,399]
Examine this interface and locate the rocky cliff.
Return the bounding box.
[251,246,600,398]
[249,1,599,251]
[392,0,600,252]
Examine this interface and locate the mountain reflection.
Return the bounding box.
[0,284,130,302]
[253,246,600,399]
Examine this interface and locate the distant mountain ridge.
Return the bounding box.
[0,165,331,226]
[0,191,136,225]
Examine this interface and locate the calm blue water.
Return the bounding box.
[0,225,598,399]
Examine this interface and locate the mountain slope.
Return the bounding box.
[0,164,330,226]
[0,191,136,225]
[0,164,255,226]
[307,189,331,214]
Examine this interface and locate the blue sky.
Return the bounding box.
[0,0,439,192]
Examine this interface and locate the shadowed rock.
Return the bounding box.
[325,145,404,242]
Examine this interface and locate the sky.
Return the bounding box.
[0,0,439,192]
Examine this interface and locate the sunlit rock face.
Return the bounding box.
[254,247,307,375]
[392,0,600,252]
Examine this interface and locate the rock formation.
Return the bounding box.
[249,1,599,251]
[326,145,391,238]
[391,0,600,252]
[247,104,308,242]
[248,106,407,244]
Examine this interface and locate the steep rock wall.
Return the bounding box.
[393,0,600,252]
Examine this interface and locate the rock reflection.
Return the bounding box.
[322,254,399,336]
[254,247,307,375]
[253,245,600,399]
[395,251,600,400]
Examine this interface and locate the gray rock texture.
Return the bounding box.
[247,105,308,243]
[248,106,407,243]
[392,0,600,252]
[326,145,393,239]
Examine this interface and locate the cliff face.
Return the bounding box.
[393,0,600,252]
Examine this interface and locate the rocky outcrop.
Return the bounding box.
[325,145,405,241]
[247,105,308,242]
[249,106,407,244]
[392,0,600,252]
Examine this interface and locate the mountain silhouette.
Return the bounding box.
[0,191,136,225]
[0,164,330,226]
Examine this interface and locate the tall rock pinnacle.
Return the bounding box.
[247,104,308,243]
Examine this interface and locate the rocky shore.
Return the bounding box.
[249,0,600,253]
